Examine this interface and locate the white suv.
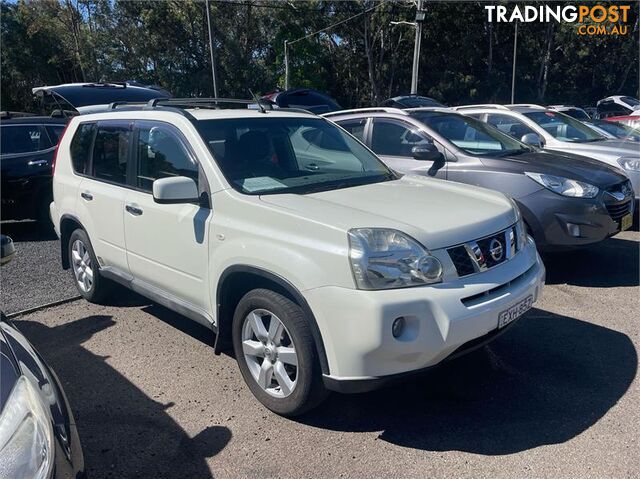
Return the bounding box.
[50,99,545,416]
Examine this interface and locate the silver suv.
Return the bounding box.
[452,104,640,199]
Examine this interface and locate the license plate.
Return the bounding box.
[620,213,633,231]
[498,295,533,329]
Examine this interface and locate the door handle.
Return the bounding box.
[28,159,48,167]
[80,192,93,201]
[125,204,143,216]
[305,163,320,171]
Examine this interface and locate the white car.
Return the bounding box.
[50,99,545,415]
[453,104,640,199]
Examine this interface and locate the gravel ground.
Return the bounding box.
[7,230,639,479]
[1,221,78,313]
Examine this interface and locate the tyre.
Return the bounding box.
[68,228,112,303]
[232,288,328,416]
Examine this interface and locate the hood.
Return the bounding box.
[550,139,640,161]
[479,150,628,189]
[260,176,516,250]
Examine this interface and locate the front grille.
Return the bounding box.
[447,224,521,278]
[605,199,632,222]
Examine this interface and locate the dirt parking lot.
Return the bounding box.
[4,230,640,479]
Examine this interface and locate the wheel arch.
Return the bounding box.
[59,214,85,270]
[214,265,330,376]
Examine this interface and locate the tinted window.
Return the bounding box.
[0,125,49,155]
[523,111,604,142]
[70,123,96,174]
[278,90,340,113]
[46,125,66,144]
[622,96,640,107]
[371,120,430,156]
[136,124,197,191]
[486,114,536,138]
[562,109,590,121]
[92,124,130,184]
[196,117,391,195]
[336,119,366,142]
[412,111,531,156]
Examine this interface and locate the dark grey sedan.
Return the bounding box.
[324,107,634,251]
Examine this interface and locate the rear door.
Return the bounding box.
[123,121,211,311]
[75,120,131,272]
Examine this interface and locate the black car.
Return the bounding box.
[262,88,341,114]
[0,236,85,478]
[381,95,446,109]
[1,113,68,228]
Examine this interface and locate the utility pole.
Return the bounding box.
[205,0,218,97]
[411,0,425,95]
[284,40,289,90]
[511,21,518,104]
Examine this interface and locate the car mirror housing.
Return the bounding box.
[412,143,442,162]
[153,176,199,204]
[521,133,543,148]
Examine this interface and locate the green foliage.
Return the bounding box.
[1,0,638,111]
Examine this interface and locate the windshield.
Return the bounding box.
[196,117,393,195]
[592,121,640,142]
[411,111,531,156]
[523,110,605,142]
[562,108,590,121]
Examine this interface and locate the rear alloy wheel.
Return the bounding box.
[68,229,112,303]
[232,289,328,416]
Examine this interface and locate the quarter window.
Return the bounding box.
[69,123,95,175]
[92,124,130,185]
[338,119,367,142]
[136,124,197,191]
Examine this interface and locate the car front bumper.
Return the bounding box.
[304,238,545,391]
[517,188,634,251]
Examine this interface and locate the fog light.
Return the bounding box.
[392,317,405,338]
[566,223,581,237]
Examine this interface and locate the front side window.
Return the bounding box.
[412,111,531,156]
[370,119,430,156]
[486,113,537,139]
[523,111,604,142]
[136,124,198,191]
[196,117,392,195]
[91,124,130,184]
[0,125,49,155]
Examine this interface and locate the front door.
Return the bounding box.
[123,121,211,312]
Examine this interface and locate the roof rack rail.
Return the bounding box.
[0,111,37,119]
[322,107,408,118]
[451,104,509,111]
[508,103,546,109]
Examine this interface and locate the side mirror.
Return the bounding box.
[521,133,543,148]
[411,143,442,162]
[153,176,199,204]
[1,235,16,266]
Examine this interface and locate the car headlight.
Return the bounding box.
[525,172,599,198]
[348,228,443,290]
[618,157,640,172]
[0,376,54,479]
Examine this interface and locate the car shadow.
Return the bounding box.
[16,316,230,479]
[543,236,639,288]
[0,220,57,242]
[298,309,636,455]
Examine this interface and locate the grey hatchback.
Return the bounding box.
[325,107,634,251]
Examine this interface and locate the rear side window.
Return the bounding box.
[46,125,66,145]
[0,125,49,155]
[91,124,130,185]
[337,119,367,142]
[135,123,198,191]
[69,123,96,174]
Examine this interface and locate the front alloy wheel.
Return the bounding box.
[241,309,298,397]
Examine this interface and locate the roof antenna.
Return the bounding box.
[249,89,267,114]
